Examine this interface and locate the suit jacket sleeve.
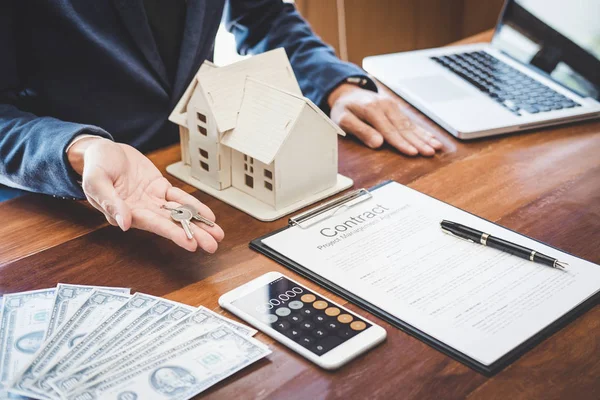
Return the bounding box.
[0,2,112,198]
[224,0,377,112]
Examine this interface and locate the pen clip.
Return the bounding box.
[441,228,475,243]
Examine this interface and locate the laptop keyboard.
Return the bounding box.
[431,51,581,116]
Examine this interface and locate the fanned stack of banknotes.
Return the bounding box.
[0,284,270,400]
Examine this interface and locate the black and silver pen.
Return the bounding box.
[440,220,568,270]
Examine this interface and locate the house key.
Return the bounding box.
[180,204,215,227]
[169,208,194,239]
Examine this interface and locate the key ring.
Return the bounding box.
[161,204,215,227]
[162,205,182,213]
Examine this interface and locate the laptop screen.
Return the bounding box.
[492,0,600,100]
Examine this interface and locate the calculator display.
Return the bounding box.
[232,277,371,356]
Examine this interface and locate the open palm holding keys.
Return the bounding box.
[163,204,217,243]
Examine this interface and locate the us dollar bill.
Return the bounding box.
[31,293,157,394]
[102,303,196,356]
[9,290,130,399]
[51,307,257,396]
[69,298,193,368]
[67,326,270,400]
[49,304,196,394]
[44,284,130,340]
[0,289,55,399]
[202,307,257,337]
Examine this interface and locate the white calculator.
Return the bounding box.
[219,272,386,370]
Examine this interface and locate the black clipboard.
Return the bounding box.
[250,181,600,375]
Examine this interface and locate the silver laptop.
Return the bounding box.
[363,0,600,139]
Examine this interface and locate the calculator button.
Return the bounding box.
[290,314,303,323]
[263,314,278,324]
[325,322,339,330]
[299,336,315,347]
[301,308,314,316]
[288,328,301,339]
[337,314,353,324]
[325,307,340,317]
[314,329,327,338]
[350,321,367,331]
[300,321,314,330]
[313,301,328,310]
[316,335,342,352]
[274,321,290,331]
[338,328,356,339]
[313,344,327,355]
[275,307,291,317]
[301,294,316,303]
[313,314,327,324]
[289,301,303,310]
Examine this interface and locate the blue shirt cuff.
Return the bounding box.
[317,68,378,116]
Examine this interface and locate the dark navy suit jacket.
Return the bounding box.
[0,0,372,198]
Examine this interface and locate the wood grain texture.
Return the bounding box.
[294,0,341,57]
[344,0,417,64]
[415,0,463,49]
[1,31,600,399]
[461,0,505,38]
[294,0,503,65]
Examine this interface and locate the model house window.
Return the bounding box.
[244,154,253,175]
[263,168,273,192]
[199,148,208,159]
[245,174,254,188]
[200,161,209,171]
[197,112,207,123]
[198,125,207,136]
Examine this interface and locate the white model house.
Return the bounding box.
[167,48,352,221]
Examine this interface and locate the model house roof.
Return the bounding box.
[169,48,301,132]
[198,48,302,133]
[220,78,345,165]
[169,61,217,126]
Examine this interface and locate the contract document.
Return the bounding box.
[259,181,600,369]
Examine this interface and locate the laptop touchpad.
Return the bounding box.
[398,75,472,102]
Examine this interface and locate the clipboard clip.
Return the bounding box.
[289,189,373,229]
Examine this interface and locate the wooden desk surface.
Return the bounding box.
[1,31,599,399]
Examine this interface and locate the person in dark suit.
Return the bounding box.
[0,0,442,252]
